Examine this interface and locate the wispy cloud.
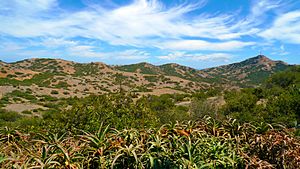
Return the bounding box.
[0,0,254,50]
[259,10,300,44]
[158,52,232,62]
[0,0,299,66]
[67,45,103,58]
[114,50,150,60]
[161,40,255,51]
[0,0,57,15]
[41,38,78,48]
[0,37,149,61]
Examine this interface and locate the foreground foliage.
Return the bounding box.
[1,117,299,169]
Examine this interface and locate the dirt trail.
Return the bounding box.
[4,103,47,113]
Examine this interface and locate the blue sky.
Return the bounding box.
[0,0,300,69]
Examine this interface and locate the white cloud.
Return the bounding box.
[41,38,78,48]
[158,51,186,60]
[0,0,297,62]
[270,44,290,56]
[114,50,150,60]
[227,0,283,40]
[190,53,232,62]
[161,40,255,51]
[158,52,232,62]
[0,42,24,52]
[0,0,57,16]
[250,0,281,19]
[0,0,256,51]
[0,37,150,61]
[67,45,104,58]
[259,10,300,44]
[67,45,149,60]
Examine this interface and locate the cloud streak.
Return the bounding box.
[260,10,300,44]
[0,0,255,50]
[158,52,232,62]
[161,40,255,51]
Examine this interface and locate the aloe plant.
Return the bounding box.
[1,118,299,168]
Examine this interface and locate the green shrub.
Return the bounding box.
[51,90,59,95]
[15,72,23,75]
[63,91,70,95]
[22,110,32,114]
[9,90,37,102]
[144,75,159,82]
[54,81,69,89]
[0,109,22,122]
[0,70,7,73]
[40,95,58,102]
[7,74,17,78]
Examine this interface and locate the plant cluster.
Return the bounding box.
[1,118,299,168]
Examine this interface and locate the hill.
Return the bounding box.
[0,55,293,113]
[203,55,290,87]
[117,55,291,87]
[0,55,292,99]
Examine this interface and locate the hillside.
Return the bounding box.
[203,55,290,87]
[0,55,292,113]
[117,55,291,87]
[0,55,291,97]
[0,58,209,98]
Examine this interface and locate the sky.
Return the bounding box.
[0,0,300,69]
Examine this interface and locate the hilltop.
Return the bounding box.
[116,55,290,87]
[203,55,289,87]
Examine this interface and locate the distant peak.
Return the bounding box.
[253,55,270,60]
[139,62,150,65]
[237,55,289,68]
[246,55,273,64]
[136,62,156,67]
[161,63,180,67]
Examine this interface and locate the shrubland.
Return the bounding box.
[0,66,299,168]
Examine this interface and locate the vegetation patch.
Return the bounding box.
[74,63,99,76]
[144,75,159,82]
[116,63,159,75]
[51,90,59,95]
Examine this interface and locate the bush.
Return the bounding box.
[22,110,32,114]
[63,91,70,95]
[9,90,37,102]
[51,90,59,95]
[0,109,22,122]
[45,94,159,133]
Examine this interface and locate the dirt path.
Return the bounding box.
[4,103,47,113]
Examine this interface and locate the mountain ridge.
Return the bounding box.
[2,55,290,71]
[201,55,290,87]
[0,55,293,98]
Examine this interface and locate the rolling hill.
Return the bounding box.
[0,55,293,115]
[116,55,290,87]
[202,55,290,87]
[0,55,291,98]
